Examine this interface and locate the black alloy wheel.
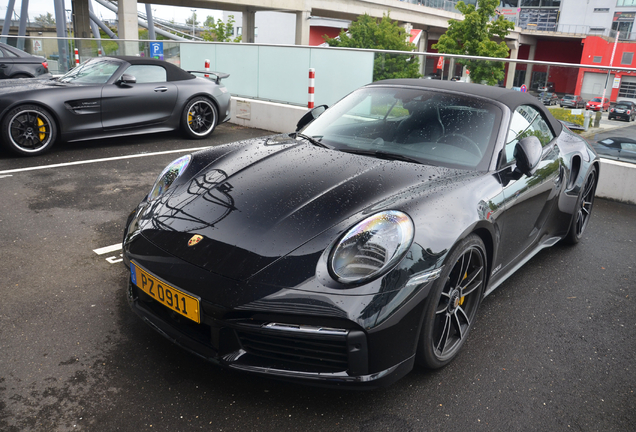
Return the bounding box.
[1,104,57,156]
[416,234,486,369]
[564,166,597,244]
[182,96,218,139]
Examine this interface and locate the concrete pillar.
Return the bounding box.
[72,0,92,59]
[506,40,519,89]
[72,0,91,38]
[295,10,310,45]
[418,30,428,76]
[242,8,256,43]
[117,0,139,55]
[524,43,537,88]
[17,0,29,50]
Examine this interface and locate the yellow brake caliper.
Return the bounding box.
[188,111,193,126]
[459,272,467,305]
[37,117,46,141]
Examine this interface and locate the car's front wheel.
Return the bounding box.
[1,104,57,156]
[564,166,597,245]
[181,97,218,139]
[416,234,486,369]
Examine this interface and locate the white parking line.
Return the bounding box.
[94,243,124,265]
[0,146,210,175]
[93,243,123,255]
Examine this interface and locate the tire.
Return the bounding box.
[181,97,218,139]
[564,166,597,245]
[11,73,30,78]
[1,104,57,156]
[416,234,487,369]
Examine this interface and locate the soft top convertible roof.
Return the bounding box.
[110,56,195,82]
[370,78,563,136]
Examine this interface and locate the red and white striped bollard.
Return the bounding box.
[74,48,79,66]
[308,68,315,109]
[204,59,210,78]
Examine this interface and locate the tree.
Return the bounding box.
[432,0,514,86]
[34,12,55,26]
[323,14,421,81]
[185,12,199,27]
[203,15,242,42]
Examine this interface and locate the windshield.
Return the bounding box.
[615,104,631,109]
[300,86,501,170]
[591,98,602,102]
[58,59,121,84]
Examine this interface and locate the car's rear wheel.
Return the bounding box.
[182,97,217,139]
[1,104,57,156]
[564,166,597,245]
[416,234,486,369]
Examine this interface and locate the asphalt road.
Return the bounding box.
[0,124,634,432]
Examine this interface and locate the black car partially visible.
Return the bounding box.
[608,101,636,122]
[0,42,51,79]
[538,91,559,105]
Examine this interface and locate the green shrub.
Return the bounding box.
[549,107,585,126]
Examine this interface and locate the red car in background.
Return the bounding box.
[586,97,610,112]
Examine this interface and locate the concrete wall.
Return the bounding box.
[597,159,636,205]
[228,97,308,134]
[228,98,636,205]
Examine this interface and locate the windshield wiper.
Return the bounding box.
[339,148,422,164]
[296,133,330,148]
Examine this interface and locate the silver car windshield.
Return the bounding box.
[58,59,121,84]
[300,86,500,170]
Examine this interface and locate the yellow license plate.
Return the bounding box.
[130,262,201,324]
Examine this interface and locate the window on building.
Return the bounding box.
[237,27,242,36]
[593,56,603,63]
[617,0,636,7]
[622,52,634,65]
[594,8,610,12]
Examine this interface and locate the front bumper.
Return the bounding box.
[123,235,433,388]
[127,278,415,387]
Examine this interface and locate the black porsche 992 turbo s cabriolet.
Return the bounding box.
[123,79,599,388]
[0,56,231,156]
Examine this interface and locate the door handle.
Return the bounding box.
[154,87,168,92]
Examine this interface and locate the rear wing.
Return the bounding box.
[188,71,230,84]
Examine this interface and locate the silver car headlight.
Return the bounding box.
[329,210,415,284]
[148,155,191,200]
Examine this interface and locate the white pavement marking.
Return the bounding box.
[93,243,123,255]
[0,146,211,175]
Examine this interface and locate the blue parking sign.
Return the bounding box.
[150,42,164,60]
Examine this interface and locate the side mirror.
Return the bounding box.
[118,74,137,86]
[296,105,327,132]
[514,136,542,176]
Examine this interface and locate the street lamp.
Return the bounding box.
[191,9,196,37]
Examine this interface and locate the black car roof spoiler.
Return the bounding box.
[188,71,230,84]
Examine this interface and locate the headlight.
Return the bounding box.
[329,211,414,284]
[148,155,191,200]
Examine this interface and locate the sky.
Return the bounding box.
[5,0,222,27]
